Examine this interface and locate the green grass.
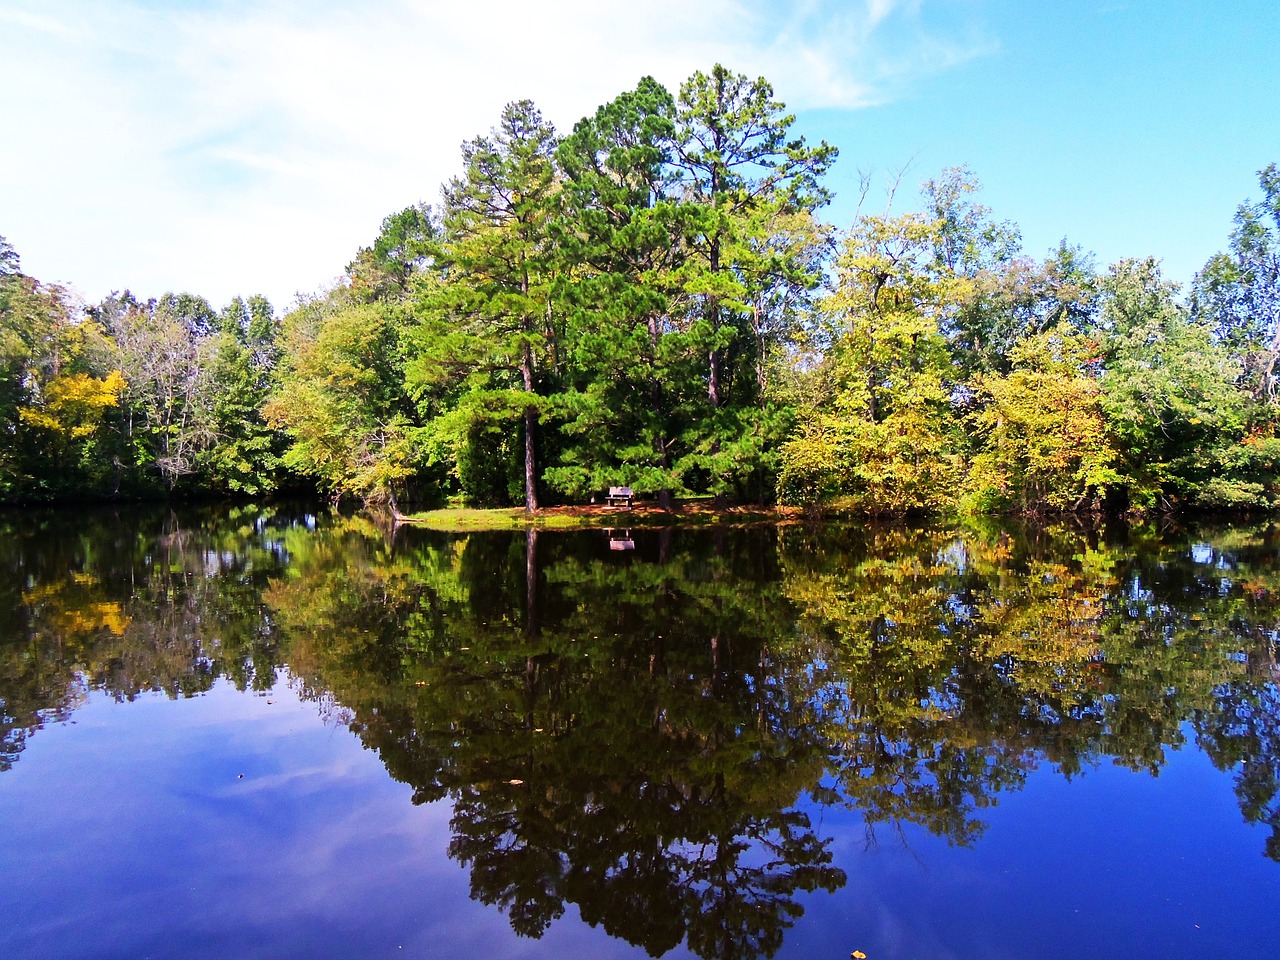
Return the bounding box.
[397,504,796,532]
[400,508,609,532]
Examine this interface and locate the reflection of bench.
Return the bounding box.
[607,486,634,508]
[607,528,635,551]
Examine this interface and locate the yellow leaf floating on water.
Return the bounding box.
[852,952,867,959]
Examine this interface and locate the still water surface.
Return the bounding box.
[1,505,1278,959]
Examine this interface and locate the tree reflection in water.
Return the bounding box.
[2,507,1279,957]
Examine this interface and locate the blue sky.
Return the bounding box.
[1,0,1277,310]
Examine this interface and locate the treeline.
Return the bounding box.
[3,65,1279,514]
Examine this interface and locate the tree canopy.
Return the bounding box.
[2,78,1278,516]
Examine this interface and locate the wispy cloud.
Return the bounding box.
[0,5,84,37]
[0,0,993,306]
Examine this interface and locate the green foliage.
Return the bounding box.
[1,110,1276,521]
[547,77,695,502]
[1099,258,1255,510]
[346,203,438,301]
[199,295,286,495]
[405,69,836,509]
[666,66,837,500]
[408,100,561,511]
[266,300,420,502]
[1192,163,1280,400]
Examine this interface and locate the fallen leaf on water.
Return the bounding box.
[852,952,867,959]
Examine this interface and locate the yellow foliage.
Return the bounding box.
[19,369,126,440]
[967,325,1117,512]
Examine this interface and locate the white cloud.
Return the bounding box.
[0,0,992,308]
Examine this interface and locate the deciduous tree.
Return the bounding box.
[968,325,1118,513]
[779,207,962,510]
[266,300,417,503]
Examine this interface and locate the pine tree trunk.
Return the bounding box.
[519,343,540,514]
[522,385,538,513]
[649,312,674,508]
[520,257,538,512]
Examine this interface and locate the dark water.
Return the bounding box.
[1,505,1278,960]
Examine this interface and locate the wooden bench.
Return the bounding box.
[606,486,634,508]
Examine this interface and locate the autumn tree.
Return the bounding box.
[779,207,963,510]
[967,324,1118,513]
[1,250,125,499]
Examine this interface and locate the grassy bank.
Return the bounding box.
[397,502,802,532]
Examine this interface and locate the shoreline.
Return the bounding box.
[393,502,808,531]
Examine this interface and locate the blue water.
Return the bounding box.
[1,507,1278,959]
[3,679,1276,960]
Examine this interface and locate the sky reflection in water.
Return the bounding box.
[0,505,1278,960]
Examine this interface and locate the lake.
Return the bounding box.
[1,504,1278,960]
